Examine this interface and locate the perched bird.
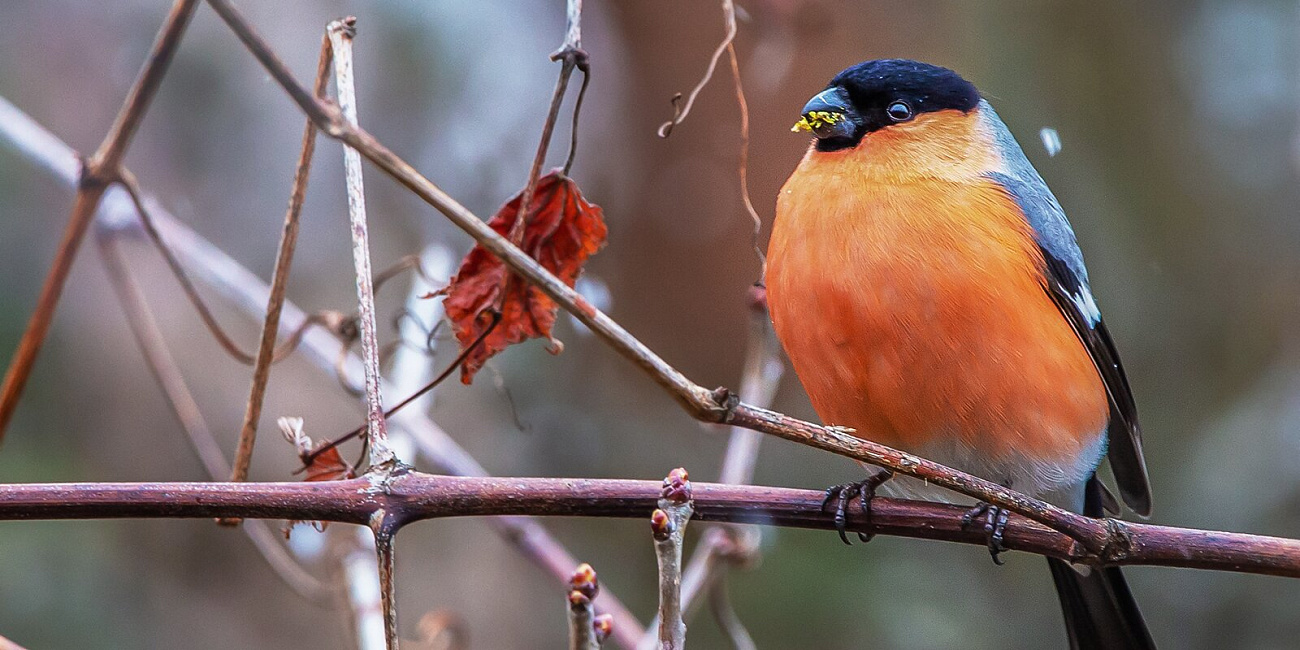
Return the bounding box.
[766,59,1154,649]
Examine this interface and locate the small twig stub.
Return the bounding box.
[568,563,606,650]
[652,468,695,650]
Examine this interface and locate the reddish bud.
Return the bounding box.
[568,562,599,600]
[651,508,673,540]
[662,467,692,503]
[568,590,591,608]
[593,614,614,642]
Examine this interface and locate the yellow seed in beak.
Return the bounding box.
[791,111,843,133]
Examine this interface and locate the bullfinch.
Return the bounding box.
[766,59,1154,649]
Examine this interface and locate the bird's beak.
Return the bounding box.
[792,87,856,140]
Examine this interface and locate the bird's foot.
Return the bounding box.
[961,502,1011,565]
[821,469,894,545]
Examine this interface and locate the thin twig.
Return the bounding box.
[229,33,333,486]
[329,22,401,643]
[96,230,329,601]
[0,0,199,441]
[563,66,591,176]
[373,254,426,293]
[338,527,387,650]
[386,244,455,432]
[298,311,501,468]
[328,17,394,469]
[371,511,401,650]
[652,469,694,650]
[412,610,468,650]
[508,0,588,245]
[0,94,646,648]
[121,169,304,366]
[706,577,755,650]
[656,0,737,138]
[202,0,1117,550]
[724,29,765,276]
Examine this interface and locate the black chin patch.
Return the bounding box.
[815,135,861,153]
[812,59,981,152]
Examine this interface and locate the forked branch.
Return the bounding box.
[0,0,200,441]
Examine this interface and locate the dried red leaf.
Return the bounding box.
[302,445,354,482]
[278,417,355,535]
[285,445,354,533]
[278,416,355,483]
[439,170,607,383]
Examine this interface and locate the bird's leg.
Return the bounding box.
[821,468,894,545]
[961,502,1011,565]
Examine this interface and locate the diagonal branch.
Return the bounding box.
[228,33,333,485]
[0,634,27,650]
[0,473,1298,579]
[707,575,755,650]
[96,230,329,602]
[201,0,1108,552]
[0,0,199,441]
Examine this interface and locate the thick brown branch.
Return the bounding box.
[0,474,1297,578]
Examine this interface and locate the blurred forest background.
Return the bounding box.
[2,1,1300,648]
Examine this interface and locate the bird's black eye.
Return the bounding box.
[886,100,913,122]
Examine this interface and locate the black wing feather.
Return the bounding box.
[1041,253,1152,516]
[985,167,1151,516]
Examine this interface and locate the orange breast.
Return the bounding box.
[767,146,1107,465]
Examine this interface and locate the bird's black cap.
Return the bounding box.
[802,59,981,151]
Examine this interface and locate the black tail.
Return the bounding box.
[1048,559,1153,649]
[1048,478,1155,649]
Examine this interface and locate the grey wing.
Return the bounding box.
[979,105,1151,515]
